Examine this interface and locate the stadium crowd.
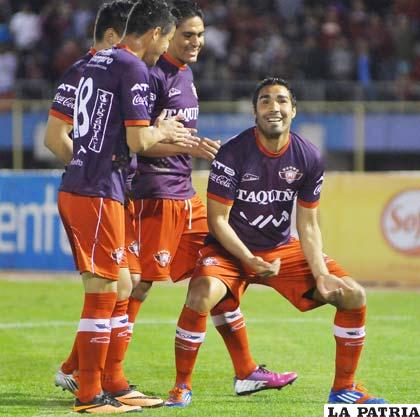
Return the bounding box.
[0,0,419,99]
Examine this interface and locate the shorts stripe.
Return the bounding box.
[91,198,104,275]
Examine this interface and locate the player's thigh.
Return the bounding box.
[134,198,185,281]
[192,244,247,307]
[58,192,125,280]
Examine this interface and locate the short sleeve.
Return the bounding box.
[207,145,240,206]
[49,73,78,124]
[297,151,325,208]
[121,60,151,127]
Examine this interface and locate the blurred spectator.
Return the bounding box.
[0,0,418,100]
[9,3,41,50]
[0,43,17,96]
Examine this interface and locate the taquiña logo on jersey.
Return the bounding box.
[279,166,303,184]
[237,188,296,205]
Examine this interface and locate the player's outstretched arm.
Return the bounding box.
[296,204,351,303]
[208,199,279,277]
[44,115,73,164]
[126,110,199,154]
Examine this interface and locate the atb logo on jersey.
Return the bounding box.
[211,160,235,176]
[240,210,290,229]
[131,83,149,92]
[279,166,303,184]
[381,189,420,256]
[58,83,77,93]
[153,250,172,267]
[111,247,125,264]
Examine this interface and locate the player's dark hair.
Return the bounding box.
[170,0,204,26]
[252,77,297,110]
[94,0,135,42]
[126,0,177,36]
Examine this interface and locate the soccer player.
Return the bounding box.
[57,0,194,413]
[45,1,164,409]
[165,77,388,406]
[126,0,294,399]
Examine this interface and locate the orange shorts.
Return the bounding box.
[58,191,127,280]
[193,237,349,312]
[125,200,141,275]
[134,194,208,282]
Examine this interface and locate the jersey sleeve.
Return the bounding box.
[297,151,325,208]
[207,145,240,206]
[49,72,79,125]
[121,60,151,127]
[148,70,161,117]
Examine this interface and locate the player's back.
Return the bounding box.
[133,53,199,200]
[49,48,96,125]
[60,46,151,204]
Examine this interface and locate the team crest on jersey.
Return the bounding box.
[168,87,181,97]
[111,247,125,264]
[128,241,140,257]
[278,166,303,184]
[154,250,172,267]
[191,83,198,98]
[201,257,219,266]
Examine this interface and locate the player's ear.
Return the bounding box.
[291,105,297,119]
[152,27,162,41]
[103,28,118,47]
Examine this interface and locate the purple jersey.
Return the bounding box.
[207,127,324,251]
[49,48,96,124]
[60,45,151,204]
[133,53,199,200]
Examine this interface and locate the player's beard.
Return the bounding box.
[256,118,283,141]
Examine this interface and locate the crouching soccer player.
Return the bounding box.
[165,77,388,407]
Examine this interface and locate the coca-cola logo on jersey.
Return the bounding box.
[209,172,232,188]
[381,189,420,256]
[53,93,75,109]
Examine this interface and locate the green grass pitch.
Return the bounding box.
[0,277,418,417]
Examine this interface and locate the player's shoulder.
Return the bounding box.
[221,127,256,152]
[58,51,92,85]
[290,131,322,161]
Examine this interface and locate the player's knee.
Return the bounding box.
[186,276,227,313]
[131,280,153,302]
[342,280,366,309]
[130,273,141,288]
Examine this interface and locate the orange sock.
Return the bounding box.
[61,338,78,374]
[333,306,366,390]
[126,296,143,342]
[102,299,130,394]
[175,305,207,388]
[77,292,117,403]
[211,304,257,379]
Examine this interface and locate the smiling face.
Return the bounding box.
[255,84,296,140]
[167,15,204,64]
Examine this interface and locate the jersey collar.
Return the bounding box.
[88,47,97,56]
[254,127,290,158]
[162,52,188,71]
[116,43,137,56]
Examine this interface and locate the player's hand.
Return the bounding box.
[245,256,281,278]
[315,273,353,305]
[154,110,200,148]
[189,137,221,160]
